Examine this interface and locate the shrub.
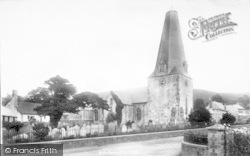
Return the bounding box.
[220,113,236,124]
[3,121,24,132]
[15,138,30,143]
[32,123,49,141]
[188,108,212,126]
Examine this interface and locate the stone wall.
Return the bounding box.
[182,141,208,156]
[19,128,206,149]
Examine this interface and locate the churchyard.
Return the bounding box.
[3,120,194,144]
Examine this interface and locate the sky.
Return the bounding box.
[1,0,250,97]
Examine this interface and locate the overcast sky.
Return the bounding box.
[1,0,250,97]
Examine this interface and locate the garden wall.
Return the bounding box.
[182,141,208,156]
[16,128,205,149]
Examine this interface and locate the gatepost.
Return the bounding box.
[207,124,225,156]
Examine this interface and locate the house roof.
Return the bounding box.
[207,101,225,111]
[17,101,41,115]
[225,104,246,116]
[1,106,18,117]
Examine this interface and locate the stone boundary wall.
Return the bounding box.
[15,128,205,149]
[182,141,208,156]
[181,124,250,156]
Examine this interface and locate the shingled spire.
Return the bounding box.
[151,10,187,77]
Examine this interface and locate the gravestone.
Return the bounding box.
[52,128,60,139]
[68,127,76,137]
[162,123,167,130]
[86,125,91,135]
[108,122,116,135]
[80,126,86,137]
[156,124,161,131]
[132,123,137,132]
[19,133,28,139]
[98,124,104,134]
[61,128,67,138]
[74,125,80,136]
[122,125,127,133]
[148,122,154,132]
[91,124,98,135]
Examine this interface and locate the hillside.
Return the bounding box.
[193,89,247,105]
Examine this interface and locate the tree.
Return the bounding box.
[211,94,224,103]
[193,98,205,111]
[25,75,77,128]
[2,94,25,106]
[220,112,236,125]
[33,123,49,141]
[72,92,109,110]
[110,91,124,126]
[188,107,212,126]
[237,95,250,109]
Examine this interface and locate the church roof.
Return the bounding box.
[97,92,110,100]
[151,10,187,77]
[98,87,148,105]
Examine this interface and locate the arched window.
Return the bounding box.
[94,109,98,121]
[180,107,184,118]
[136,108,141,121]
[171,107,176,117]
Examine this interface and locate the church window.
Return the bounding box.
[94,109,99,121]
[185,96,188,115]
[180,107,184,118]
[171,107,176,117]
[136,108,141,121]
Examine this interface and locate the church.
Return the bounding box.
[2,10,193,126]
[65,10,193,125]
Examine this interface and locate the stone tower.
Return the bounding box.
[145,11,193,124]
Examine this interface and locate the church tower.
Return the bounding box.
[145,11,193,124]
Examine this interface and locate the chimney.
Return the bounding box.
[12,90,18,97]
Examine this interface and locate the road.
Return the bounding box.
[64,136,182,156]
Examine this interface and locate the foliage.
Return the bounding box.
[220,112,236,124]
[237,95,250,109]
[110,91,124,126]
[72,92,109,110]
[2,94,25,106]
[193,98,206,111]
[188,107,212,126]
[228,127,250,155]
[25,75,77,128]
[211,94,224,103]
[3,121,24,132]
[32,123,49,141]
[106,111,116,123]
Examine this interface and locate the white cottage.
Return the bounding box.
[2,90,50,123]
